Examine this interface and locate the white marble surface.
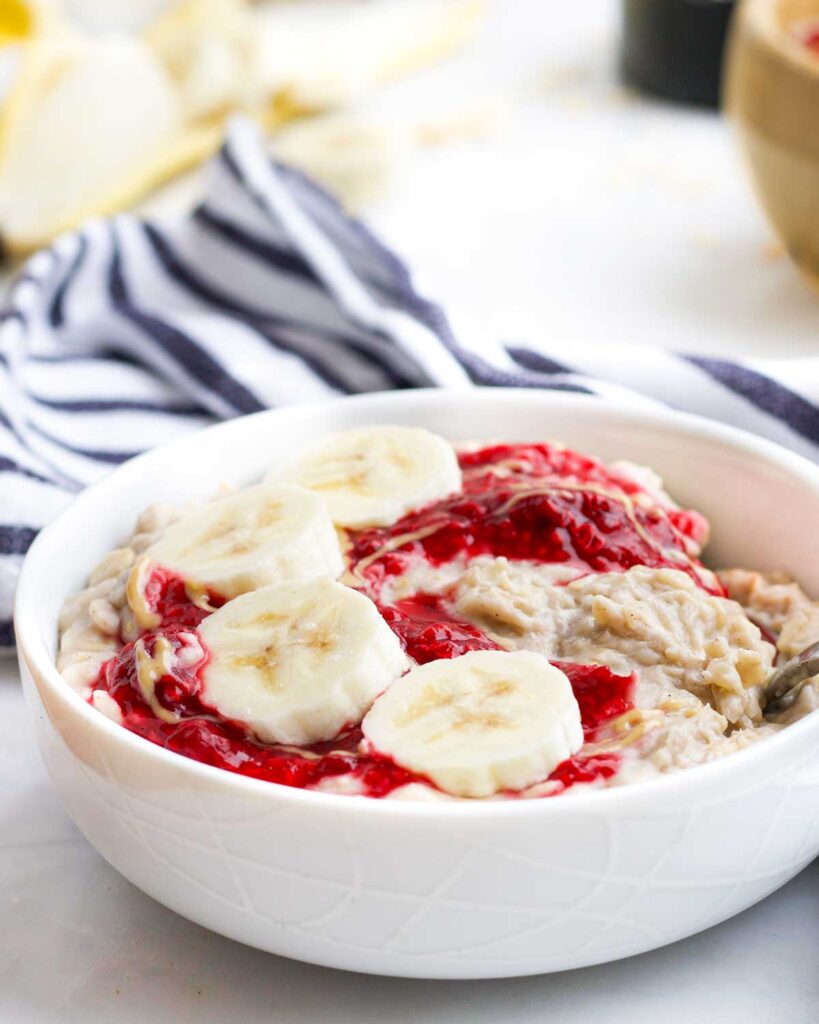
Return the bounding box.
[2,1,818,1020]
[363,0,819,361]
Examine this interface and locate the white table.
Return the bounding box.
[2,2,817,1021]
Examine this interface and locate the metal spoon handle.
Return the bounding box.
[764,640,819,713]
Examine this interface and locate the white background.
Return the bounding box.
[2,2,817,1021]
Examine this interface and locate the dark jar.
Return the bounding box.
[621,0,737,106]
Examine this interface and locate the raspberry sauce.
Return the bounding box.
[88,441,708,799]
[94,624,422,795]
[92,611,634,798]
[135,566,222,628]
[347,443,719,596]
[794,19,819,55]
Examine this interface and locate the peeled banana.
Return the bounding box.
[274,425,462,528]
[198,577,410,744]
[133,482,343,605]
[362,650,584,798]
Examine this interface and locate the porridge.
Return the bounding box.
[57,427,819,800]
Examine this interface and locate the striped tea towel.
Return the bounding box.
[2,117,819,650]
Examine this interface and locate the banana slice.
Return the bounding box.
[135,483,343,606]
[362,650,583,798]
[198,578,410,744]
[273,426,462,528]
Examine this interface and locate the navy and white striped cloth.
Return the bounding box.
[2,117,819,650]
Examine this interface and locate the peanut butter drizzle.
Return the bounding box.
[607,706,665,748]
[342,522,444,584]
[127,556,162,631]
[184,579,217,612]
[134,635,180,723]
[469,457,707,573]
[345,470,714,590]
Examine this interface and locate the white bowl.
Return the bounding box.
[15,389,819,979]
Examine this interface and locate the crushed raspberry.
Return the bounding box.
[89,442,695,798]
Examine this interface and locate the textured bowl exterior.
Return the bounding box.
[15,390,819,978]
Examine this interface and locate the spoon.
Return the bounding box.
[764,640,819,716]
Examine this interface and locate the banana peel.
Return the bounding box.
[254,0,487,111]
[0,0,34,45]
[0,0,487,255]
[147,0,487,114]
[144,0,265,120]
[0,0,65,45]
[0,34,190,252]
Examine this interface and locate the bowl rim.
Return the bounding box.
[15,387,819,820]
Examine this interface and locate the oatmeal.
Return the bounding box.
[57,427,818,799]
